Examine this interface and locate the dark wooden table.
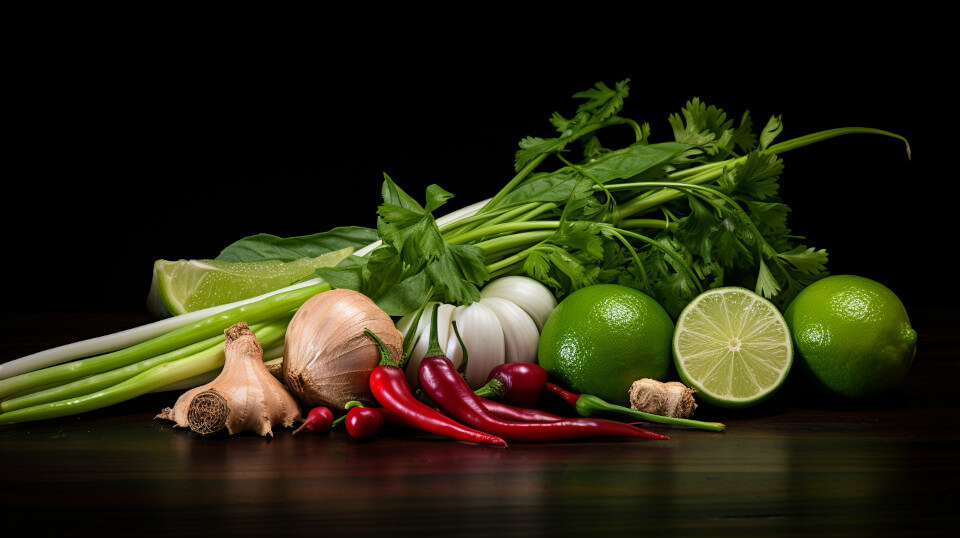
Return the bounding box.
[2,309,958,536]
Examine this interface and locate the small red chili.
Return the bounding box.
[292,406,335,435]
[345,406,384,440]
[475,362,549,407]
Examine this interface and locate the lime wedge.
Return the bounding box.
[673,287,793,408]
[152,248,353,315]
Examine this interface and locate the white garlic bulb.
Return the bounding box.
[396,276,557,390]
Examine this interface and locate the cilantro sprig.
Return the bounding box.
[269,80,909,316]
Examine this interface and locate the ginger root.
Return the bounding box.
[628,378,697,419]
[157,322,301,436]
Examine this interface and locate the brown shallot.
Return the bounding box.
[281,289,402,409]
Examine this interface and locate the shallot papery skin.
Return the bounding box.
[282,289,402,409]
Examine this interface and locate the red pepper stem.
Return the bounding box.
[474,378,506,400]
[425,304,444,357]
[331,400,366,428]
[544,382,581,407]
[364,328,399,368]
[400,301,429,362]
[414,388,435,406]
[451,320,468,376]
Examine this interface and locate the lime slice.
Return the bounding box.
[152,248,353,315]
[673,287,793,408]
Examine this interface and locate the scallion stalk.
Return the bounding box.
[0,318,290,412]
[0,282,328,399]
[0,278,323,381]
[0,321,288,425]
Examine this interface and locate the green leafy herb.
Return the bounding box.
[216,226,378,263]
[221,79,908,316]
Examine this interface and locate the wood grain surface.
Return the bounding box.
[2,309,958,536]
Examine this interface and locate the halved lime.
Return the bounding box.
[151,248,353,316]
[673,287,793,408]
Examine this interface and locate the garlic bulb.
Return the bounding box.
[396,276,557,390]
[479,275,558,330]
[447,300,506,389]
[157,322,300,436]
[480,297,540,364]
[282,289,402,409]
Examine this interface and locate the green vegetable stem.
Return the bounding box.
[0,322,289,425]
[0,282,328,400]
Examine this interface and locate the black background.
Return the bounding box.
[3,13,950,316]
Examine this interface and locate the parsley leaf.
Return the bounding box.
[573,79,630,121]
[759,115,784,150]
[755,258,782,298]
[513,79,634,172]
[778,245,829,275]
[718,151,783,200]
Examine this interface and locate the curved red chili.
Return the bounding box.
[478,397,564,422]
[419,355,668,442]
[363,329,508,447]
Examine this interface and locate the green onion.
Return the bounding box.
[1,317,289,412]
[0,321,288,425]
[0,282,328,399]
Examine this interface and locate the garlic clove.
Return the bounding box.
[479,276,557,331]
[479,297,540,364]
[447,301,505,389]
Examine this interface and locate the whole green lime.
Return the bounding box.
[783,275,917,399]
[537,284,674,406]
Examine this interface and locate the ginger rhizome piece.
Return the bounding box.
[628,378,697,419]
[157,322,301,436]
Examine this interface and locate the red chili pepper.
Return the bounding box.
[478,397,565,422]
[416,387,564,422]
[416,304,555,422]
[363,329,508,447]
[544,382,582,407]
[475,363,549,407]
[345,406,384,440]
[419,354,668,442]
[292,406,335,435]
